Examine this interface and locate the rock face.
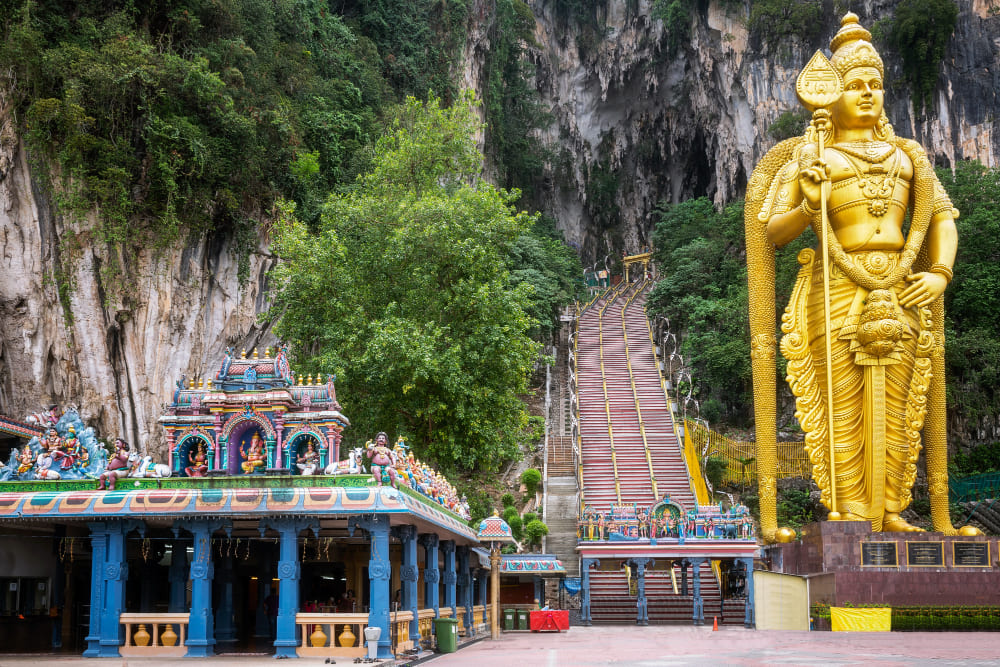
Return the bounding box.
[0,121,276,457]
[2,0,998,453]
[522,0,1000,259]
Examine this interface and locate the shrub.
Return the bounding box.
[524,519,549,546]
[521,468,542,495]
[501,492,516,508]
[522,512,538,525]
[703,455,728,490]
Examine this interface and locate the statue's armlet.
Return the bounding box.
[761,159,801,222]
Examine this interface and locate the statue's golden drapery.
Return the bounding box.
[746,14,971,540]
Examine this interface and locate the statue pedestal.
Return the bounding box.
[763,521,1000,606]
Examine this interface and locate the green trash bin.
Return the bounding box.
[434,617,459,653]
[503,608,515,631]
[516,609,529,630]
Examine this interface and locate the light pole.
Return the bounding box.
[475,512,515,640]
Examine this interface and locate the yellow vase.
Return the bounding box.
[133,624,151,647]
[338,624,356,647]
[310,626,328,648]
[161,625,178,647]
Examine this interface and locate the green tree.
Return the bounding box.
[937,162,1000,443]
[269,95,540,473]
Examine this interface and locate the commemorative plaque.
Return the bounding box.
[952,542,990,567]
[861,541,898,567]
[906,541,944,567]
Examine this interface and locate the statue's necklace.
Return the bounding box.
[835,143,901,222]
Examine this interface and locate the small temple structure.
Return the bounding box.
[161,346,348,475]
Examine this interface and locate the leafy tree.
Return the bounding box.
[269,95,540,473]
[646,197,813,426]
[937,162,1000,444]
[748,0,825,51]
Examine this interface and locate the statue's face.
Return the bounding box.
[831,67,884,130]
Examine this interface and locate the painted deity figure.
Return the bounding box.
[97,438,130,490]
[53,425,79,471]
[35,445,61,480]
[366,432,397,488]
[241,433,266,474]
[296,441,320,476]
[747,13,970,539]
[186,442,209,477]
[16,445,35,476]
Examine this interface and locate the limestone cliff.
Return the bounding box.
[0,99,275,455]
[522,0,1000,259]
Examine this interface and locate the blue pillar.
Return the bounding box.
[533,577,543,608]
[477,572,487,611]
[93,521,132,657]
[419,534,440,625]
[457,546,472,635]
[691,558,704,626]
[394,526,420,646]
[215,556,236,642]
[83,523,109,657]
[632,558,650,626]
[742,557,756,629]
[441,540,457,618]
[183,521,218,657]
[269,519,309,658]
[581,558,599,626]
[350,515,392,660]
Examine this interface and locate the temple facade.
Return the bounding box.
[0,346,489,659]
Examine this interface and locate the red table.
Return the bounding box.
[529,610,570,632]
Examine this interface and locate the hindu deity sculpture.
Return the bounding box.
[747,13,973,540]
[16,445,35,477]
[296,441,320,476]
[97,438,130,490]
[366,432,397,488]
[241,433,266,474]
[186,442,209,477]
[35,445,61,480]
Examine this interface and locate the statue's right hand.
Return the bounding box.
[797,144,828,211]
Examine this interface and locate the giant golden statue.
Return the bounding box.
[746,14,973,541]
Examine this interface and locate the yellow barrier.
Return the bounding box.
[830,607,891,632]
[685,420,809,485]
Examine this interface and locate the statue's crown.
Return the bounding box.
[829,12,884,77]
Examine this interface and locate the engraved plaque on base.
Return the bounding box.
[861,541,898,567]
[952,542,991,567]
[906,541,944,567]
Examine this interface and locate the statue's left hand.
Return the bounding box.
[899,272,948,308]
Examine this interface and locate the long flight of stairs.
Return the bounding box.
[574,280,742,625]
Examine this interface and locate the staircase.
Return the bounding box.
[575,281,739,625]
[589,567,746,625]
[576,281,694,508]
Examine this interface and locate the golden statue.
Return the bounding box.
[746,13,975,541]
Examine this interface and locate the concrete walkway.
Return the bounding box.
[418,626,1000,666]
[2,627,999,666]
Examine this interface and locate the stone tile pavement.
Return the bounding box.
[0,628,998,667]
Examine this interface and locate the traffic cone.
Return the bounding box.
[713,616,718,631]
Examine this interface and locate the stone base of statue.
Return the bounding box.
[762,521,1000,607]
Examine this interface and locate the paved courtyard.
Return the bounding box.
[0,627,998,666]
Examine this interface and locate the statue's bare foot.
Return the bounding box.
[883,513,924,532]
[841,511,866,521]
